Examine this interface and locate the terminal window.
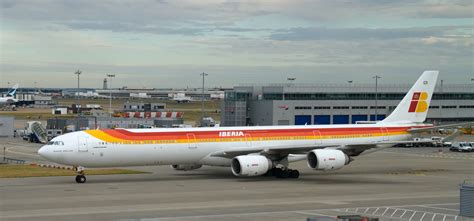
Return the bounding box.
[259,92,474,101]
[295,106,312,110]
[442,106,457,109]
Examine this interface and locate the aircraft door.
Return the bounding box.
[187,133,197,149]
[380,127,389,141]
[313,130,322,145]
[245,134,252,147]
[78,135,89,152]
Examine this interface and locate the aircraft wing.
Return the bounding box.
[441,129,461,142]
[210,144,338,158]
[339,141,414,156]
[210,140,420,158]
[340,134,465,156]
[210,137,462,159]
[210,122,469,159]
[408,122,473,133]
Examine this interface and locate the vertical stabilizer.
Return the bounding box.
[381,71,438,124]
[7,84,19,97]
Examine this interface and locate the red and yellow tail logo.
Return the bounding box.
[408,92,428,113]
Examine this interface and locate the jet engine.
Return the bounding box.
[231,155,272,177]
[171,164,202,171]
[307,149,350,171]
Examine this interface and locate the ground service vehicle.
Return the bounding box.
[450,142,473,152]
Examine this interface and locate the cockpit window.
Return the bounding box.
[47,141,64,145]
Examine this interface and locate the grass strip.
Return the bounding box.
[0,164,149,178]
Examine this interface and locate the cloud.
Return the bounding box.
[2,1,472,36]
[0,0,16,8]
[1,0,472,87]
[416,4,473,19]
[270,26,469,41]
[59,21,272,36]
[62,21,208,36]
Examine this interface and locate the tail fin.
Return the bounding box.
[7,84,19,97]
[381,70,438,124]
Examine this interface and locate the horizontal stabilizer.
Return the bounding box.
[408,122,474,133]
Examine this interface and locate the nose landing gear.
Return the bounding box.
[75,175,86,183]
[74,166,86,183]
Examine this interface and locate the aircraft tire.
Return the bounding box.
[76,175,86,183]
[289,170,300,179]
[274,168,283,178]
[279,169,289,179]
[265,168,275,177]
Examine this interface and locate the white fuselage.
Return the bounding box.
[39,123,414,168]
[0,97,18,105]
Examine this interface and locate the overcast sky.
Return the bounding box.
[1,0,473,88]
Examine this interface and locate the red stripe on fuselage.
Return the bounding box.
[97,126,416,141]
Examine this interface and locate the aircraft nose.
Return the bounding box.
[38,146,51,159]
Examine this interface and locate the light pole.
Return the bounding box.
[200,72,208,123]
[107,74,116,119]
[284,77,296,101]
[348,80,353,123]
[74,70,82,115]
[373,75,381,121]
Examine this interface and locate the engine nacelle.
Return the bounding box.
[307,149,350,171]
[231,155,272,177]
[171,164,202,171]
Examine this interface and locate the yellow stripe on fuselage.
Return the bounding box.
[84,129,409,144]
[85,130,126,143]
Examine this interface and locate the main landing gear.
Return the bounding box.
[74,166,86,183]
[266,168,300,179]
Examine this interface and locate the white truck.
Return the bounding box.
[450,142,473,152]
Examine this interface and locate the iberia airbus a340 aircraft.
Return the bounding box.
[39,71,458,183]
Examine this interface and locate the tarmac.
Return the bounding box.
[1,137,473,221]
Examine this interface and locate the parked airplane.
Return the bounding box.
[75,91,110,98]
[0,84,19,106]
[171,93,192,103]
[39,71,460,183]
[130,92,151,99]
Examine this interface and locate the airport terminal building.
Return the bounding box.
[221,83,474,126]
